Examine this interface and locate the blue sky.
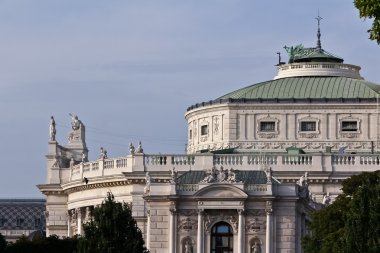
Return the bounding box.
[0,1,379,197]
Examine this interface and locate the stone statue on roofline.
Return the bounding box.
[201,166,241,183]
[129,142,135,155]
[68,113,85,144]
[136,141,144,154]
[49,116,56,142]
[297,172,310,199]
[99,147,108,159]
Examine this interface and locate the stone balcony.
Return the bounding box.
[68,153,380,183]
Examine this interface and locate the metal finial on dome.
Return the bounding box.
[315,12,323,50]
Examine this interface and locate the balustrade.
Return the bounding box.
[104,160,114,169]
[281,155,312,165]
[244,184,268,192]
[91,162,99,171]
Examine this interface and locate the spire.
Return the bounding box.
[315,12,323,50]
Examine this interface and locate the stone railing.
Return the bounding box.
[69,153,380,181]
[176,184,199,192]
[274,62,362,80]
[244,184,268,192]
[70,157,129,181]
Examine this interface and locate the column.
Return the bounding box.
[237,209,245,253]
[197,209,204,253]
[266,201,273,253]
[146,210,150,250]
[76,208,82,235]
[169,208,177,253]
[67,210,72,237]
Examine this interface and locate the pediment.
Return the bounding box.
[194,184,248,199]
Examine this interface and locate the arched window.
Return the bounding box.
[211,222,233,253]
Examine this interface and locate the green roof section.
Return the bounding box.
[216,77,380,100]
[177,170,269,184]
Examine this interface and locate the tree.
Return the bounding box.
[0,233,6,253]
[77,193,148,253]
[4,235,78,253]
[302,170,380,253]
[354,0,380,44]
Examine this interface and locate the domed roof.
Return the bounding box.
[217,76,380,100]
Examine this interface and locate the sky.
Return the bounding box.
[0,0,379,198]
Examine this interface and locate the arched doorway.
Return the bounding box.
[210,221,233,253]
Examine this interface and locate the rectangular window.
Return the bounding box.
[341,121,358,132]
[260,121,275,132]
[189,130,192,139]
[201,125,208,135]
[300,121,316,132]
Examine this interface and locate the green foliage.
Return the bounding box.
[78,193,148,253]
[0,234,6,253]
[354,0,380,44]
[4,235,78,253]
[303,171,380,253]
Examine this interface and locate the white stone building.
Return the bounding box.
[38,26,380,253]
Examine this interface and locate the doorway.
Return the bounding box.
[210,221,233,253]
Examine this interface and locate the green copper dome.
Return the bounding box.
[216,77,380,100]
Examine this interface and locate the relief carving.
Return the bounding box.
[341,133,359,138]
[178,217,197,232]
[258,133,278,139]
[299,133,319,138]
[213,117,220,135]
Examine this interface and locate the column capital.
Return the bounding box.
[237,209,245,215]
[197,209,205,215]
[169,201,177,214]
[265,201,273,214]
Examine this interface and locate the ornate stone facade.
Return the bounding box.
[38,29,380,253]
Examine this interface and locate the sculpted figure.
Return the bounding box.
[144,172,151,194]
[322,192,331,205]
[202,167,217,183]
[129,143,135,155]
[251,242,261,253]
[68,113,86,143]
[136,141,144,153]
[82,153,87,163]
[69,113,81,131]
[298,172,309,187]
[218,166,227,182]
[99,147,108,159]
[227,168,237,182]
[170,167,177,183]
[49,116,56,141]
[184,241,193,253]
